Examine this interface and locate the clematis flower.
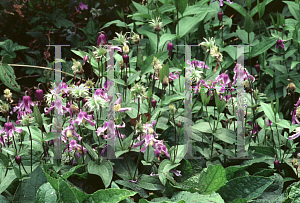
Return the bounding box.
[61,119,81,142]
[288,127,300,140]
[67,139,87,160]
[0,122,23,147]
[153,139,170,159]
[11,95,35,114]
[211,0,233,6]
[97,33,106,46]
[75,2,88,12]
[275,38,286,50]
[74,109,95,126]
[96,121,126,140]
[113,93,132,112]
[170,169,182,177]
[169,71,180,82]
[232,63,255,86]
[133,134,158,153]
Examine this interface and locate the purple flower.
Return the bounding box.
[75,2,88,12]
[67,139,87,159]
[0,122,23,147]
[170,169,182,176]
[83,55,89,65]
[74,109,95,126]
[61,119,81,142]
[275,38,286,50]
[169,71,180,82]
[97,34,106,46]
[215,72,231,88]
[153,140,170,159]
[218,12,223,22]
[133,134,158,153]
[167,43,173,59]
[96,121,125,140]
[123,54,129,65]
[113,93,132,112]
[152,100,157,110]
[129,179,138,183]
[211,0,233,6]
[232,63,255,85]
[188,59,210,69]
[12,96,35,114]
[36,89,43,102]
[44,98,66,115]
[288,128,300,140]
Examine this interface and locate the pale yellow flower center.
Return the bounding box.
[114,104,121,112]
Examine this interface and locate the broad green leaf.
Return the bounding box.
[127,71,140,86]
[114,78,126,86]
[0,195,9,203]
[112,157,138,181]
[0,170,17,194]
[225,165,249,181]
[83,142,98,161]
[260,102,275,123]
[115,180,148,198]
[291,61,300,70]
[35,182,57,203]
[58,178,79,203]
[60,165,85,180]
[136,175,165,191]
[199,165,227,194]
[177,0,188,15]
[131,1,149,14]
[249,146,276,157]
[251,37,276,57]
[88,160,113,188]
[158,159,180,186]
[244,11,254,33]
[90,188,137,203]
[170,145,187,164]
[283,1,300,21]
[29,126,43,142]
[213,128,236,144]
[224,2,247,17]
[44,132,58,142]
[192,122,213,134]
[100,20,127,30]
[33,103,43,127]
[13,166,48,203]
[217,176,273,202]
[0,63,21,93]
[176,15,208,38]
[161,94,185,106]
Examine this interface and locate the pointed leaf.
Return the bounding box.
[88,160,113,188]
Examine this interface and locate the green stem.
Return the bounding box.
[27,126,33,173]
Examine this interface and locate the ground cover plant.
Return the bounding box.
[1,0,300,202]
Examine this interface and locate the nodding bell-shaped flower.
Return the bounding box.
[167,43,173,59]
[152,99,157,110]
[83,55,89,65]
[36,89,43,102]
[15,156,21,165]
[275,38,286,50]
[218,11,223,22]
[123,55,129,66]
[274,155,281,174]
[255,61,260,73]
[97,33,106,46]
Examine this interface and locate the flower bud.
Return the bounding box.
[76,81,81,86]
[178,121,181,128]
[15,156,21,165]
[255,61,260,73]
[274,160,281,173]
[83,55,89,65]
[123,55,129,65]
[36,89,43,101]
[218,12,223,22]
[97,33,106,46]
[152,99,157,110]
[287,81,296,94]
[162,75,169,87]
[167,43,173,59]
[123,44,130,54]
[70,104,79,115]
[169,104,176,115]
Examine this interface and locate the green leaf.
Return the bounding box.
[249,146,276,157]
[169,145,187,164]
[136,175,165,191]
[291,61,300,70]
[115,180,148,198]
[60,165,85,180]
[83,142,98,161]
[0,63,21,93]
[140,51,169,75]
[213,128,236,144]
[159,63,169,83]
[0,170,17,194]
[127,71,140,86]
[44,132,58,142]
[246,0,252,10]
[225,165,249,181]
[198,165,227,194]
[176,15,208,38]
[225,2,247,17]
[0,195,9,203]
[29,126,43,142]
[244,11,254,33]
[100,20,127,30]
[35,182,57,203]
[12,166,48,203]
[251,37,276,57]
[161,94,185,106]
[260,102,275,123]
[88,160,113,188]
[58,178,79,203]
[217,176,273,202]
[33,103,43,127]
[90,188,137,203]
[192,122,213,134]
[114,78,126,86]
[112,157,138,181]
[158,159,180,186]
[283,1,300,21]
[177,0,188,15]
